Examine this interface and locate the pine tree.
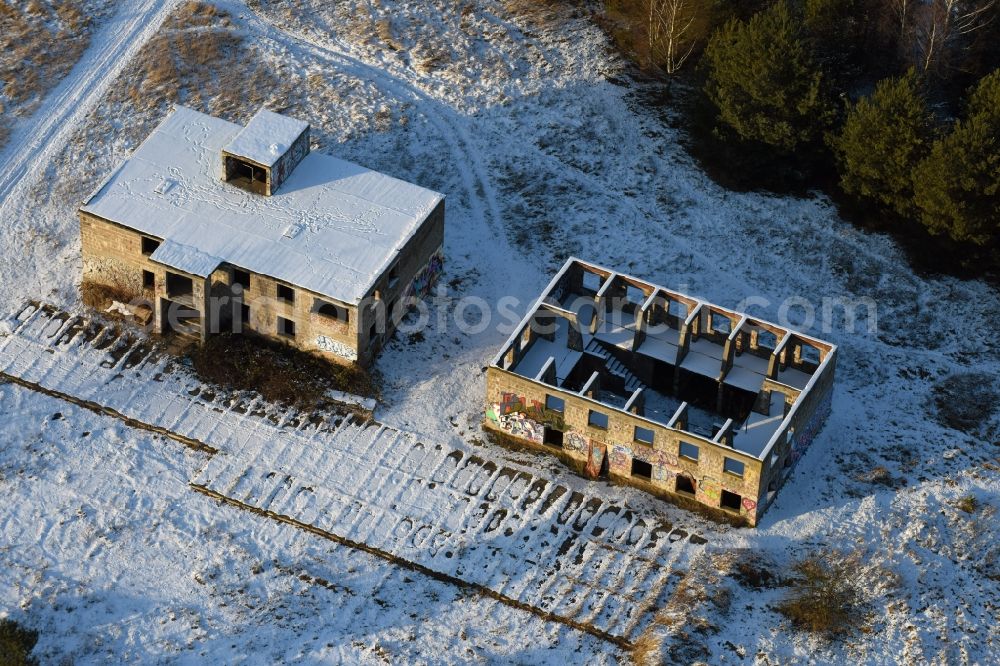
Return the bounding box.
[913,69,1000,246]
[833,70,934,217]
[702,1,831,153]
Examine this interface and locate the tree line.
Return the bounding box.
[602,0,999,271]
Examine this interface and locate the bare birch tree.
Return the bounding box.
[647,0,704,74]
[916,0,996,75]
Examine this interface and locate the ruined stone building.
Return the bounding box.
[485,259,836,526]
[79,105,444,366]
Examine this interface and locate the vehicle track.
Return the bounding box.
[243,7,528,292]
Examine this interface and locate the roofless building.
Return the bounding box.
[485,259,836,526]
[78,106,445,365]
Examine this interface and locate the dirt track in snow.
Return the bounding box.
[0,1,178,211]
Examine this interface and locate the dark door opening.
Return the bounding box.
[721,489,742,512]
[161,298,201,336]
[677,369,719,411]
[543,427,563,448]
[720,385,757,421]
[675,475,696,495]
[237,303,250,333]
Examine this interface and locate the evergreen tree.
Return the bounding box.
[702,0,831,153]
[0,619,39,666]
[802,0,862,77]
[833,70,934,217]
[913,69,1000,246]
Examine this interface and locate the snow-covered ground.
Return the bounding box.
[1,0,998,663]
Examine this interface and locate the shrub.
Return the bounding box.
[702,1,832,153]
[80,280,143,311]
[833,70,934,218]
[931,371,999,435]
[732,557,779,589]
[913,69,1000,247]
[956,495,978,513]
[187,333,378,408]
[0,618,39,666]
[776,552,864,637]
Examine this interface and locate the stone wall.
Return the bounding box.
[484,365,765,526]
[79,197,444,367]
[227,266,360,363]
[755,349,837,511]
[356,199,446,365]
[270,127,310,194]
[79,211,154,297]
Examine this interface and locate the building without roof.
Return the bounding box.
[485,259,836,526]
[78,106,445,366]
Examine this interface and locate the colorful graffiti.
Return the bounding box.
[609,444,630,472]
[495,410,544,444]
[741,497,757,512]
[652,464,676,482]
[404,249,444,301]
[316,335,358,361]
[698,475,721,502]
[586,443,606,478]
[650,450,679,469]
[488,392,545,421]
[565,431,588,453]
[487,392,547,444]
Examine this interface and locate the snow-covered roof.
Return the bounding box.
[148,239,221,278]
[81,106,444,304]
[222,108,309,167]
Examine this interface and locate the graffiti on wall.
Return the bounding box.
[741,497,757,512]
[586,443,606,478]
[495,411,544,444]
[565,431,588,453]
[653,463,676,482]
[635,448,681,482]
[609,444,630,472]
[788,387,833,466]
[272,132,309,188]
[698,475,721,502]
[487,392,546,444]
[316,335,358,361]
[404,249,444,301]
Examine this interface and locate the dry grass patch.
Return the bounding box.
[124,1,282,118]
[0,618,39,666]
[80,280,142,310]
[40,0,295,207]
[80,280,154,328]
[932,371,999,438]
[630,550,737,665]
[0,0,108,145]
[502,0,585,30]
[956,494,979,513]
[777,551,873,638]
[188,333,379,409]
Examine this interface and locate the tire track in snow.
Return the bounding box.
[0,0,179,216]
[244,7,529,293]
